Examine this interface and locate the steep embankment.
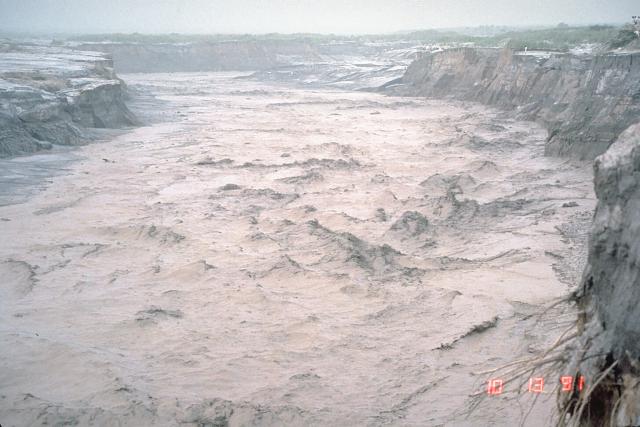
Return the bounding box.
[72,40,419,90]
[389,48,640,160]
[0,44,136,157]
[560,123,640,426]
[74,40,322,73]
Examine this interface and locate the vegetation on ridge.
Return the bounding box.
[63,24,629,52]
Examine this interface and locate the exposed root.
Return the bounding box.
[557,350,640,427]
[465,304,581,425]
[572,360,618,426]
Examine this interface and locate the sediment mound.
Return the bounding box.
[389,211,430,237]
[279,170,324,184]
[306,219,421,278]
[256,255,307,278]
[467,160,501,178]
[420,172,477,196]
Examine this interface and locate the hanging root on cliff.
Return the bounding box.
[462,292,640,426]
[464,310,580,423]
[558,350,640,427]
[558,359,618,427]
[528,293,579,324]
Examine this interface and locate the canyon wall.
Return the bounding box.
[74,40,321,73]
[0,45,136,157]
[389,48,640,160]
[560,123,640,426]
[0,39,411,158]
[586,123,640,364]
[71,40,415,75]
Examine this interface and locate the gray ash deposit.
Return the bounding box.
[0,44,136,158]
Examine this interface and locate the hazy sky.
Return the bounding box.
[0,0,637,35]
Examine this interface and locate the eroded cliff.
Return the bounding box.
[73,40,318,73]
[389,48,640,160]
[0,44,136,157]
[560,123,640,426]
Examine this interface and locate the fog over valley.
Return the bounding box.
[0,0,638,34]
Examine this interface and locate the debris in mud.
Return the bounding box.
[241,188,299,203]
[562,201,579,207]
[483,123,507,132]
[289,372,321,381]
[435,316,499,350]
[544,250,564,259]
[144,225,186,244]
[305,219,422,278]
[463,316,499,337]
[237,157,361,170]
[199,260,216,271]
[389,211,430,237]
[375,208,388,222]
[465,135,523,152]
[182,398,311,426]
[219,183,242,191]
[135,306,184,323]
[257,255,306,277]
[420,172,476,195]
[371,173,391,184]
[196,157,234,167]
[279,170,324,184]
[0,259,38,297]
[467,159,501,177]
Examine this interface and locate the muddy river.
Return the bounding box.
[0,73,596,426]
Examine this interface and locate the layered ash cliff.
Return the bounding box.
[560,124,640,426]
[72,40,416,89]
[0,44,136,157]
[388,48,640,160]
[72,39,367,73]
[74,41,285,73]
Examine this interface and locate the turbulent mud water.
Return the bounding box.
[0,73,596,426]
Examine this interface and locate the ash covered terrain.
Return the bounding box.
[0,17,639,427]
